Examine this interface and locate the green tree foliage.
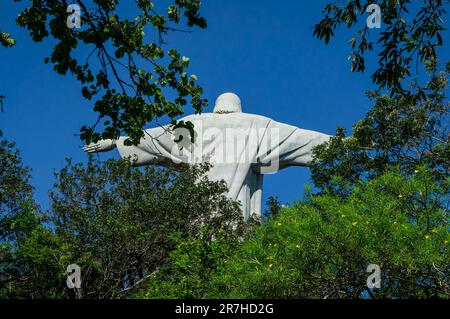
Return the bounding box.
[0,139,36,246]
[14,0,208,145]
[130,225,254,299]
[311,59,449,196]
[146,170,448,299]
[0,138,247,298]
[0,30,16,48]
[311,1,449,196]
[263,196,282,221]
[313,0,448,96]
[0,139,70,298]
[0,223,74,299]
[48,158,246,298]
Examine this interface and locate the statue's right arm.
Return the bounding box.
[255,120,332,173]
[82,139,117,153]
[115,126,186,167]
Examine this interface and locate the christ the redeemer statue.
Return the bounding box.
[83,93,331,220]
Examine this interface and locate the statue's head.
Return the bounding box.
[213,92,242,113]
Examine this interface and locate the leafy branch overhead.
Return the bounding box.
[16,0,208,145]
[0,30,16,47]
[313,0,448,96]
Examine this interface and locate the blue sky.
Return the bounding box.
[1,1,449,210]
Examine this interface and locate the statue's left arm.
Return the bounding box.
[255,120,331,174]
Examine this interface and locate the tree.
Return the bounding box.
[130,225,254,299]
[310,0,449,195]
[0,139,36,248]
[206,170,449,298]
[262,196,282,221]
[48,158,247,298]
[1,145,249,299]
[0,138,70,298]
[306,3,449,297]
[14,0,208,145]
[313,0,448,96]
[311,60,449,195]
[0,31,15,48]
[1,154,249,299]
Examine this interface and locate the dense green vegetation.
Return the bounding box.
[135,169,448,298]
[0,148,249,298]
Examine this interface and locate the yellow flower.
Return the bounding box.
[398,194,403,198]
[295,244,301,250]
[269,264,273,268]
[352,221,358,227]
[414,169,419,173]
[393,221,397,225]
[444,240,448,245]
[277,223,282,227]
[425,235,430,240]
[341,214,346,218]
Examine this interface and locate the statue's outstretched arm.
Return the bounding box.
[255,120,332,173]
[82,139,116,153]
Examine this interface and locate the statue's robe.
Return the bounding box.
[116,112,331,220]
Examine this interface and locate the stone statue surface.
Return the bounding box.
[83,93,331,220]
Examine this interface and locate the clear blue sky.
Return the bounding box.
[1,1,449,210]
